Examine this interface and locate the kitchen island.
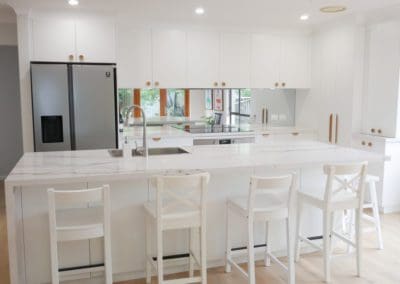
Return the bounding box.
[5,141,385,283]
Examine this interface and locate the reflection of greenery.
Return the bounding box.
[241,89,251,98]
[167,89,185,117]
[141,89,160,117]
[118,88,133,118]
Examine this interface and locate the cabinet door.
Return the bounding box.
[363,22,400,138]
[116,27,152,88]
[32,18,76,62]
[75,19,116,63]
[187,31,220,88]
[220,32,251,88]
[152,30,187,88]
[250,34,281,88]
[280,35,311,89]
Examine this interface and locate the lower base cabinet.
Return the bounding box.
[353,134,400,213]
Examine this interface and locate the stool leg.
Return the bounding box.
[355,209,362,277]
[369,181,384,250]
[248,220,256,284]
[49,234,59,283]
[295,200,303,262]
[189,228,195,278]
[286,218,295,284]
[201,219,207,284]
[157,226,163,284]
[145,216,152,284]
[323,210,332,283]
[225,207,232,273]
[104,235,113,284]
[264,221,271,267]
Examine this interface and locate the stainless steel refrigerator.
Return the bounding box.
[31,63,117,152]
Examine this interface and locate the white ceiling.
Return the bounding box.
[4,0,400,29]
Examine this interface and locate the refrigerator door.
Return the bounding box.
[31,64,72,151]
[72,65,117,150]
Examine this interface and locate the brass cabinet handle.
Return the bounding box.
[221,82,226,87]
[368,142,373,147]
[213,82,218,87]
[79,54,84,61]
[371,128,376,133]
[145,81,151,87]
[262,133,270,137]
[292,132,299,136]
[377,129,382,134]
[275,82,279,88]
[152,137,161,142]
[282,82,286,88]
[69,54,74,61]
[361,141,366,146]
[154,81,160,87]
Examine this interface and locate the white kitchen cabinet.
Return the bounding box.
[187,31,220,88]
[32,18,76,62]
[75,18,116,63]
[280,35,311,89]
[152,30,187,88]
[116,28,152,88]
[220,32,251,88]
[250,34,281,88]
[31,17,116,63]
[250,34,310,89]
[352,134,400,213]
[362,21,400,138]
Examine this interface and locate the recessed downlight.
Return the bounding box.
[195,7,205,15]
[68,0,79,6]
[320,6,347,13]
[300,14,310,21]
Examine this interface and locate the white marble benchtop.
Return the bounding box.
[5,141,385,186]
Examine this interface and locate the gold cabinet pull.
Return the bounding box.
[361,141,366,146]
[282,82,286,88]
[154,81,160,87]
[79,54,84,61]
[262,133,270,137]
[69,54,74,61]
[213,82,218,87]
[292,132,299,136]
[221,82,226,87]
[368,142,373,147]
[145,81,151,87]
[275,82,279,88]
[152,137,161,142]
[371,128,376,134]
[378,129,382,134]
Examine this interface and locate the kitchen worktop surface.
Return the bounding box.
[6,141,384,186]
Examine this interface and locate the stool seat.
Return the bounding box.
[298,190,358,210]
[228,194,288,219]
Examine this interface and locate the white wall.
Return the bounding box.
[0,22,17,45]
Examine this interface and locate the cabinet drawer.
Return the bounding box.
[352,135,386,154]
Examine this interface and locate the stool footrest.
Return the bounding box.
[152,253,189,262]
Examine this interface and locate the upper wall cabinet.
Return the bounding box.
[280,35,311,89]
[152,30,187,88]
[362,22,400,138]
[251,34,281,88]
[116,28,152,88]
[187,31,220,88]
[31,18,116,63]
[75,19,116,63]
[32,19,76,62]
[220,33,251,88]
[251,34,311,89]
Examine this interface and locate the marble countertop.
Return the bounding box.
[122,125,193,140]
[5,141,385,186]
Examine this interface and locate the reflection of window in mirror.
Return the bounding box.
[166,89,185,117]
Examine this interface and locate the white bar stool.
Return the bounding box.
[342,175,383,252]
[225,174,297,284]
[47,185,112,284]
[144,171,210,284]
[295,163,368,282]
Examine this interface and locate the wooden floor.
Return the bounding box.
[0,181,399,284]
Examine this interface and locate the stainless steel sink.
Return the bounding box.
[108,147,189,157]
